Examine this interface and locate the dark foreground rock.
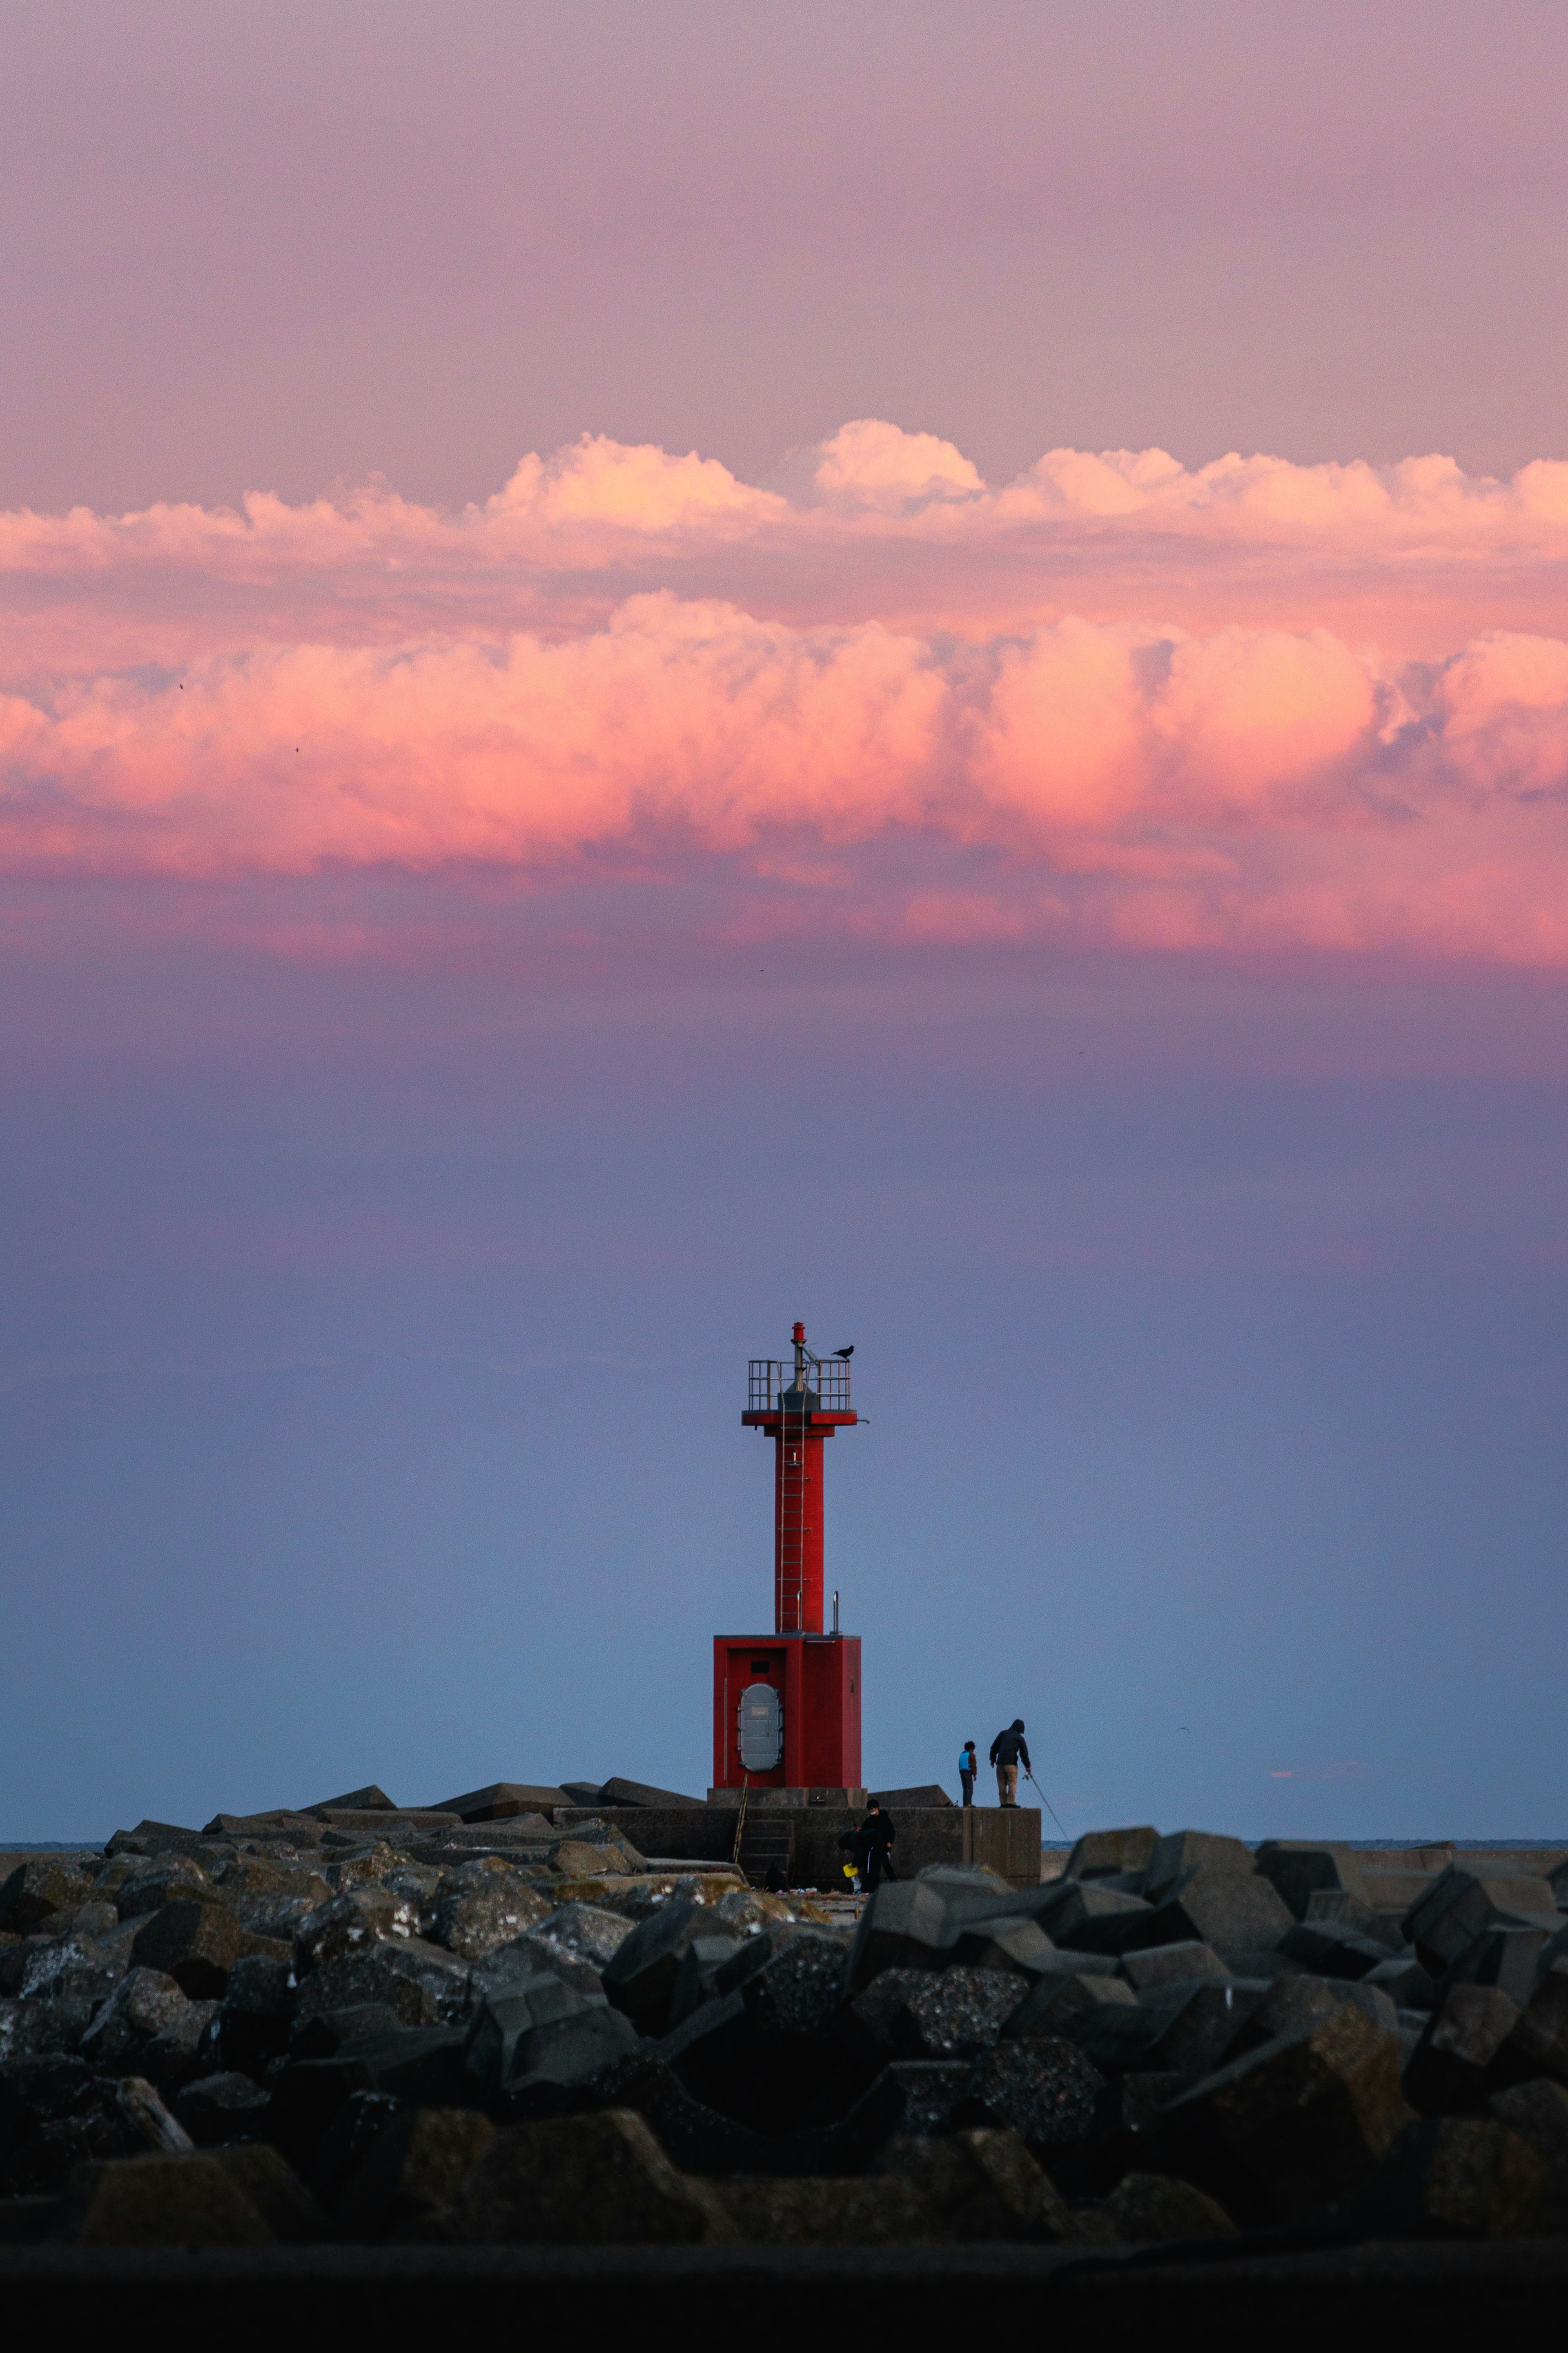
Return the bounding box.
[2,1814,1565,2270]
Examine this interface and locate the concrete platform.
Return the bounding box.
[556,1803,1044,1890]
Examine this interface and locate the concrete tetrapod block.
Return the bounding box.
[430,1783,572,1821]
[953,2037,1105,2160]
[844,1967,1030,2065]
[112,1854,218,1918]
[1252,1842,1370,1922]
[1143,1832,1256,1905]
[601,1901,732,2027]
[1139,1980,1276,2081]
[1404,1866,1562,1980]
[1224,1974,1399,2063]
[463,1972,592,2088]
[1157,2006,1413,2223]
[169,2072,272,2147]
[335,2106,496,2241]
[292,1939,474,2030]
[104,1822,213,1860]
[293,1884,421,1970]
[1119,1941,1231,1992]
[1486,2075,1568,2226]
[1405,1984,1528,2116]
[1279,1920,1392,1979]
[456,2109,732,2244]
[597,1778,705,1810]
[1363,1952,1436,2012]
[210,2143,330,2243]
[425,1882,554,1963]
[129,1902,287,2000]
[1098,2169,1239,2244]
[1004,1971,1136,2043]
[1135,1866,1296,1958]
[516,1901,633,1974]
[1507,1958,1568,2085]
[1045,1883,1155,1956]
[63,2151,276,2244]
[738,1935,854,2041]
[1444,1925,1555,2005]
[78,1968,215,2084]
[708,2174,940,2244]
[1348,2115,1551,2239]
[514,2006,641,2088]
[1063,1827,1159,1885]
[880,2126,1079,2242]
[0,1861,96,1937]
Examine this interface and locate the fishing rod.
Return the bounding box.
[1024,1765,1071,1843]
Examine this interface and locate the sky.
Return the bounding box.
[3,1,1567,1841]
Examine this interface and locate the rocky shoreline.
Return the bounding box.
[2,1788,1566,2264]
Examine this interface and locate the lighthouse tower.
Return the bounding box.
[711,1322,862,1795]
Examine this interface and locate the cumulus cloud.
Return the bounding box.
[3,424,1568,961]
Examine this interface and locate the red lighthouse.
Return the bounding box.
[711,1323,863,1795]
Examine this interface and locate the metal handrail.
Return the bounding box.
[748,1357,852,1412]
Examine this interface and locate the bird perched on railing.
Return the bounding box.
[834,1345,853,1359]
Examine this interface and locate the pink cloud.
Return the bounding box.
[3,424,1568,962]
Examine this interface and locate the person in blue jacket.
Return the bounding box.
[958,1740,978,1806]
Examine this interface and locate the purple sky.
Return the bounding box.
[4,0,1568,510]
[3,2,1567,1839]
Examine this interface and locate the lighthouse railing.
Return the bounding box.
[747,1357,852,1413]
